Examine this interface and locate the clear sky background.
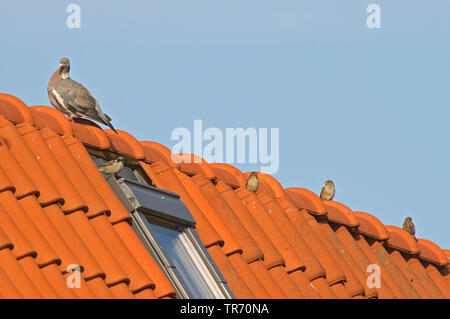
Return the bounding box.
[1,1,449,249]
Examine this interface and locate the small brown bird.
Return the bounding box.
[320,180,335,201]
[246,172,259,193]
[99,156,126,175]
[403,217,417,240]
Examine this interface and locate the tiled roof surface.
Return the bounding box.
[0,92,449,299]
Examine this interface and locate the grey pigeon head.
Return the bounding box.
[59,57,70,75]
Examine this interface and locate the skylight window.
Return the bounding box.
[89,153,233,299]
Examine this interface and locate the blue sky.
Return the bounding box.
[1,1,449,249]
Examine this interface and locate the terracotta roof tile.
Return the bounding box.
[18,257,59,298]
[42,204,105,281]
[386,248,431,298]
[140,141,179,168]
[19,125,87,213]
[194,176,263,261]
[354,211,389,241]
[65,211,129,287]
[370,240,421,298]
[66,138,131,224]
[30,106,73,136]
[0,93,448,299]
[0,252,42,298]
[257,192,325,280]
[211,163,247,189]
[43,131,110,218]
[0,266,22,298]
[0,140,39,198]
[385,225,419,254]
[323,201,359,227]
[0,204,36,260]
[356,236,405,298]
[0,118,63,206]
[178,153,216,179]
[417,239,449,267]
[72,118,111,149]
[0,93,33,125]
[215,179,284,269]
[0,193,61,268]
[105,130,145,160]
[408,258,444,298]
[247,261,288,298]
[206,245,255,298]
[236,188,306,273]
[285,187,327,216]
[112,221,176,298]
[0,165,15,194]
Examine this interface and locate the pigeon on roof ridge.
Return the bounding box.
[47,57,118,134]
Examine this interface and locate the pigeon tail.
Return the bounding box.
[102,113,118,134]
[104,119,118,134]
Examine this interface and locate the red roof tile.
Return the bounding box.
[0,92,448,299]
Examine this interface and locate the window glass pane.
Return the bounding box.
[144,220,216,299]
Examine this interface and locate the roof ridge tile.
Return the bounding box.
[29,106,73,136]
[0,93,34,125]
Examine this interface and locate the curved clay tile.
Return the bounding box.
[323,201,359,227]
[384,225,419,254]
[29,106,73,136]
[0,204,37,260]
[72,118,111,149]
[0,228,13,251]
[0,120,63,207]
[140,141,180,167]
[417,239,449,267]
[113,221,176,298]
[193,177,263,263]
[0,138,39,199]
[0,93,34,125]
[256,173,286,199]
[285,188,327,216]
[0,166,15,194]
[177,153,215,179]
[354,211,389,240]
[90,215,155,293]
[210,163,246,189]
[105,129,145,159]
[19,126,88,214]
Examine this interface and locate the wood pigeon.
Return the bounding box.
[47,57,118,133]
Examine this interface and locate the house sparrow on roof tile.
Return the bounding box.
[47,57,118,133]
[320,180,335,201]
[246,172,259,193]
[403,217,417,241]
[99,156,126,175]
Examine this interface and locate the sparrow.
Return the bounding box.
[246,171,259,193]
[402,217,417,240]
[47,57,118,133]
[320,180,335,201]
[99,156,126,175]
